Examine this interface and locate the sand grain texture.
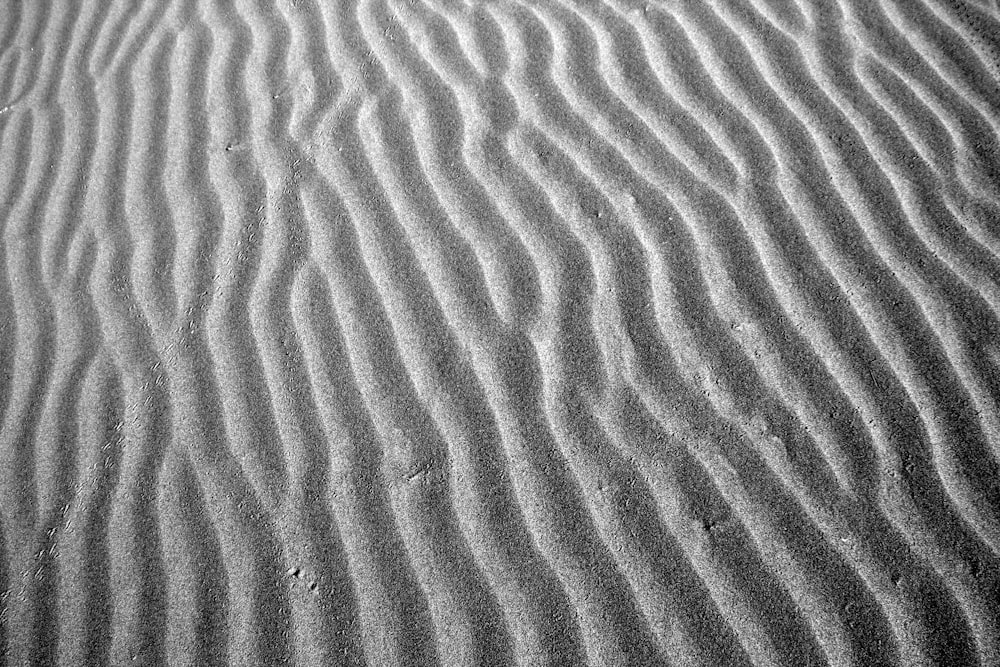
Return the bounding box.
[1,0,1000,665]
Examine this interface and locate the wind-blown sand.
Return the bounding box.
[1,0,999,664]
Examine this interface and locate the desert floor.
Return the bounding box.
[2,0,1000,665]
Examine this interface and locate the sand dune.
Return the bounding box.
[1,0,999,664]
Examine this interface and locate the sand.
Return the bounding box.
[1,0,999,664]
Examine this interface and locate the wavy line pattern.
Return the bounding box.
[1,0,999,664]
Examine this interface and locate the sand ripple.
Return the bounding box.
[1,0,999,664]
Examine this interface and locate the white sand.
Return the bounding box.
[1,0,999,664]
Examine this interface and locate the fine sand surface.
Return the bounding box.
[2,0,1000,665]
